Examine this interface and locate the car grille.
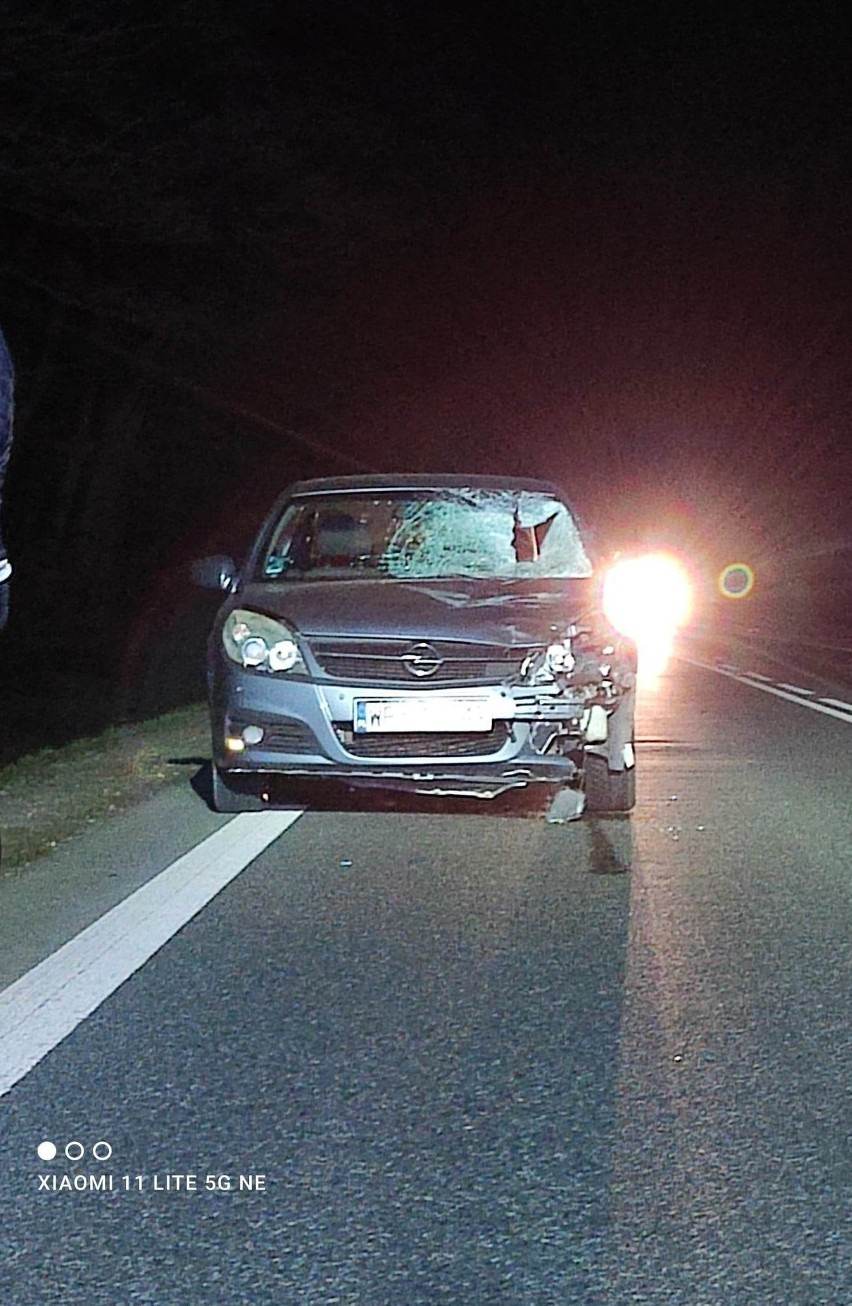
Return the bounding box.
[309,638,528,685]
[333,722,511,758]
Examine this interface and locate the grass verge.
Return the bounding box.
[0,704,210,874]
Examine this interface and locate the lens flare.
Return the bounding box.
[718,562,755,599]
[603,553,693,681]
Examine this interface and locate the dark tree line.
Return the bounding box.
[0,0,516,739]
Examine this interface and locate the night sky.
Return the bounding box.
[1,1,851,733]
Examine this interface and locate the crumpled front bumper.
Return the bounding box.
[211,660,635,797]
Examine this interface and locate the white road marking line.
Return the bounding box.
[817,697,852,713]
[681,656,852,725]
[0,810,302,1098]
[776,683,815,696]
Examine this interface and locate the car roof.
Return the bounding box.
[286,474,566,497]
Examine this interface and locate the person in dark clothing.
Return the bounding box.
[0,325,13,630]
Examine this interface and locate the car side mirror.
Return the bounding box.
[191,555,238,591]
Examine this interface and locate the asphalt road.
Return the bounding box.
[1,656,850,1304]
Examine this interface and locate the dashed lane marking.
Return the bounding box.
[817,697,852,714]
[681,656,852,725]
[0,810,302,1097]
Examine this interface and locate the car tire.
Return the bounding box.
[211,764,267,813]
[584,753,636,813]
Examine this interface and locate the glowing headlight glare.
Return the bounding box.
[603,552,693,684]
[602,553,693,641]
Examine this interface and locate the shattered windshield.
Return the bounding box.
[258,488,593,581]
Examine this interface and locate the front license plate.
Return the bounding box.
[354,697,494,733]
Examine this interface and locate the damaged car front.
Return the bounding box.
[197,476,637,815]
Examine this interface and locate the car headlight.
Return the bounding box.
[222,609,307,674]
[522,635,576,684]
[522,625,636,693]
[545,640,576,674]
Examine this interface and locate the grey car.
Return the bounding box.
[195,475,637,815]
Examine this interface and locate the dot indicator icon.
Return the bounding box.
[37,1141,57,1162]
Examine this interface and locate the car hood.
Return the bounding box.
[234,577,600,645]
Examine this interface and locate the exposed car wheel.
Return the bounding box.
[584,753,636,813]
[210,764,267,813]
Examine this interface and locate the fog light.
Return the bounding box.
[242,725,264,745]
[225,736,246,753]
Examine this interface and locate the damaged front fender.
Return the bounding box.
[585,684,636,772]
[511,620,637,771]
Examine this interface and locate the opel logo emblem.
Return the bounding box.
[401,642,442,678]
